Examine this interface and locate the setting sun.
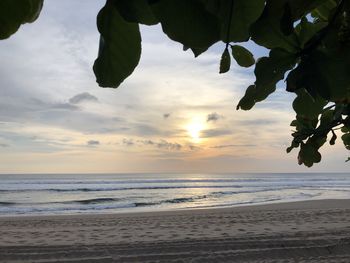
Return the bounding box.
[186,118,205,142]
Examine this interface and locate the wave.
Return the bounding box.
[0,178,268,185]
[135,194,211,207]
[0,185,245,193]
[67,197,120,205]
[1,182,350,194]
[0,202,16,206]
[0,197,122,207]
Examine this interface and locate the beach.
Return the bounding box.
[0,199,349,262]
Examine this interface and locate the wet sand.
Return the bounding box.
[0,199,349,262]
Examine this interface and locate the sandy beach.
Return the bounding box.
[0,199,349,262]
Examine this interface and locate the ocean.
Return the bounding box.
[0,173,349,216]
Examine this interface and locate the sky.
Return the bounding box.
[0,0,348,173]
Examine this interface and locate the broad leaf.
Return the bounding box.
[288,0,329,20]
[298,143,320,167]
[295,17,327,48]
[297,137,325,167]
[93,0,141,88]
[0,0,43,40]
[292,89,327,120]
[280,2,294,36]
[230,45,255,67]
[342,133,350,150]
[113,0,158,25]
[150,0,220,50]
[255,49,296,87]
[311,0,337,21]
[219,48,230,73]
[237,48,296,110]
[287,50,350,102]
[236,85,256,110]
[250,0,299,52]
[329,131,337,145]
[203,0,265,42]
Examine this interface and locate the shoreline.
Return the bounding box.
[1,199,349,262]
[1,197,349,219]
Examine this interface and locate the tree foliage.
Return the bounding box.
[1,0,349,167]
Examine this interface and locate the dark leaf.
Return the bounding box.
[330,130,337,145]
[292,89,327,120]
[288,0,329,20]
[150,0,220,49]
[0,0,43,40]
[203,0,265,42]
[236,85,256,110]
[113,0,158,25]
[280,2,294,36]
[219,48,231,74]
[230,45,255,67]
[237,48,296,110]
[93,0,141,88]
[250,0,299,51]
[342,133,350,150]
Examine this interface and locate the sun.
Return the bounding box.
[186,118,204,142]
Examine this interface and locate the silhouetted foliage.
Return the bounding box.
[1,0,349,166]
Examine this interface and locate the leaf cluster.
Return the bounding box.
[1,0,349,166]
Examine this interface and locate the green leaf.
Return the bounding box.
[204,0,265,42]
[287,140,299,153]
[342,125,350,133]
[319,109,334,129]
[288,0,329,20]
[295,17,327,48]
[292,89,327,120]
[311,0,337,21]
[183,46,209,58]
[230,45,255,67]
[342,133,350,150]
[236,85,256,110]
[298,142,321,167]
[297,135,326,167]
[0,0,43,40]
[237,48,296,110]
[329,130,337,145]
[219,48,230,74]
[255,49,296,87]
[280,2,294,36]
[287,50,350,103]
[113,0,158,25]
[93,0,141,88]
[250,0,299,52]
[150,0,220,49]
[290,120,298,127]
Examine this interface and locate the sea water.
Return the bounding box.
[0,173,349,216]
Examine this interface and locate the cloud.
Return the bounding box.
[237,119,278,126]
[133,124,164,136]
[69,92,98,104]
[0,143,9,147]
[51,102,80,111]
[163,113,171,119]
[201,129,231,138]
[87,140,100,146]
[121,138,183,151]
[139,139,182,150]
[211,144,256,149]
[207,112,222,122]
[188,145,200,151]
[122,138,134,146]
